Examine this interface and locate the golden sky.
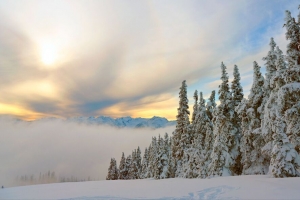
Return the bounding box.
[0,0,298,120]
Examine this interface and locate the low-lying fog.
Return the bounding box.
[0,116,175,187]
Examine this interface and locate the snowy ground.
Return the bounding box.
[1,175,300,200]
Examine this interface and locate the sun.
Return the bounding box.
[41,43,58,65]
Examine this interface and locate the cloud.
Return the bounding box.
[0,117,175,187]
[0,0,299,119]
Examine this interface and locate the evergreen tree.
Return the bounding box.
[269,115,300,177]
[231,65,244,175]
[148,137,158,178]
[279,8,300,155]
[208,62,238,177]
[106,158,119,180]
[237,61,267,175]
[169,135,176,178]
[141,147,149,179]
[172,80,190,176]
[192,90,199,123]
[118,152,127,180]
[136,146,142,178]
[262,38,277,99]
[206,90,216,121]
[231,65,244,107]
[125,155,132,179]
[159,133,170,179]
[270,9,300,176]
[180,92,209,178]
[284,10,300,67]
[128,150,139,179]
[262,43,287,166]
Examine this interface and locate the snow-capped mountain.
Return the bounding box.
[66,116,176,128]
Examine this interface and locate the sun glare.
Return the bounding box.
[41,43,57,65]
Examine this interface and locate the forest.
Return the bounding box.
[107,5,300,180]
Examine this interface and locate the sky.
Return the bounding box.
[0,0,299,120]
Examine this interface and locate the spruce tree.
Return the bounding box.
[159,133,170,179]
[169,135,176,178]
[284,10,300,67]
[269,9,300,177]
[128,150,139,179]
[206,90,216,121]
[231,65,244,107]
[172,80,190,176]
[136,147,142,178]
[125,155,132,179]
[192,90,198,123]
[118,152,127,180]
[269,115,300,177]
[208,62,238,177]
[237,61,267,175]
[106,158,119,180]
[148,137,158,178]
[180,92,209,178]
[231,65,244,175]
[262,38,277,98]
[279,8,300,155]
[181,91,214,179]
[262,44,287,167]
[141,147,149,179]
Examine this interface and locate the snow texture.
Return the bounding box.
[1,175,300,200]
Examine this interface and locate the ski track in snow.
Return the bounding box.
[60,186,239,200]
[190,185,238,200]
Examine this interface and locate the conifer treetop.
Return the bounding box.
[199,92,205,109]
[218,62,231,105]
[284,10,300,67]
[231,65,244,106]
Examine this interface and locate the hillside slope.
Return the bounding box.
[1,175,300,199]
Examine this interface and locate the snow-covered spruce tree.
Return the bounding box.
[206,90,216,121]
[182,90,214,179]
[192,90,198,123]
[118,152,127,180]
[201,108,214,178]
[136,146,142,178]
[262,38,277,100]
[148,137,158,178]
[159,133,170,179]
[141,147,149,179]
[259,38,278,141]
[208,62,239,177]
[172,80,190,177]
[269,114,300,177]
[106,158,119,180]
[152,135,162,179]
[268,9,300,177]
[281,8,300,154]
[284,10,300,68]
[125,155,133,179]
[231,65,244,107]
[262,44,289,165]
[180,92,208,178]
[236,61,268,175]
[128,150,139,179]
[169,135,176,178]
[231,65,244,174]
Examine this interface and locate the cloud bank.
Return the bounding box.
[0,117,175,187]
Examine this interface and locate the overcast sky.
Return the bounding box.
[0,0,299,120]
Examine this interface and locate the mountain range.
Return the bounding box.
[52,116,177,129]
